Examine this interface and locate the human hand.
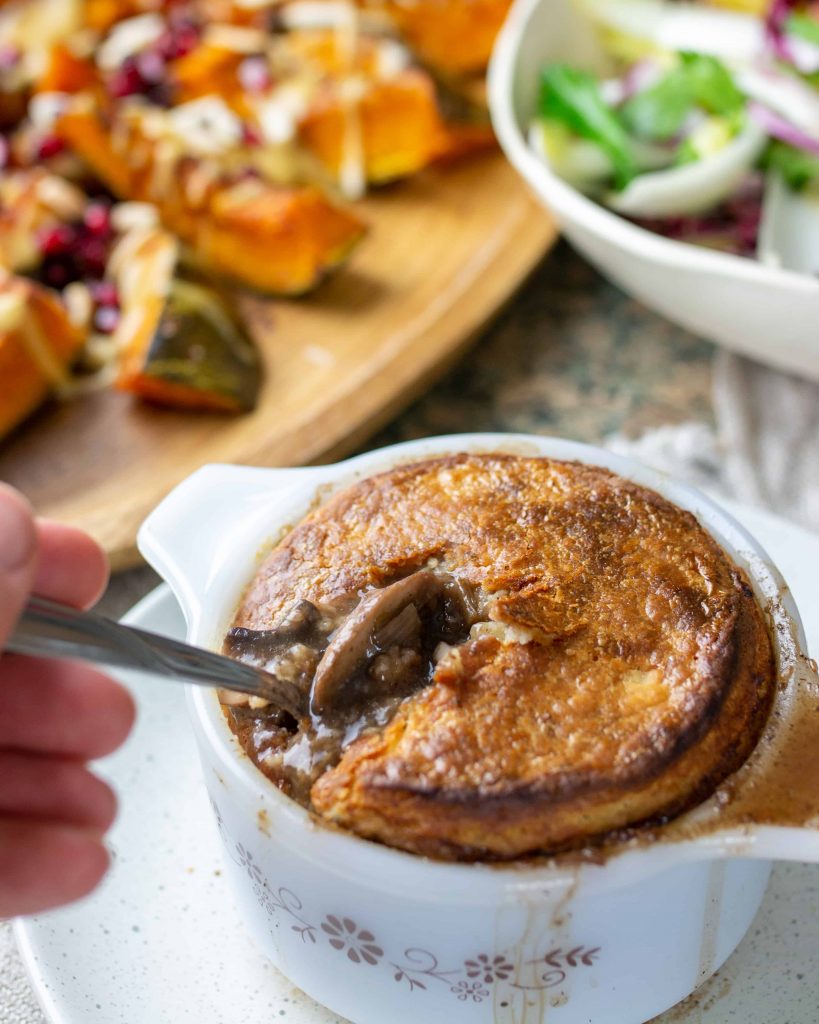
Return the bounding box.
[0,484,135,918]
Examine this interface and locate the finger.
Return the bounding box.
[0,751,116,830]
[0,819,108,918]
[33,520,109,609]
[0,657,135,758]
[0,485,37,645]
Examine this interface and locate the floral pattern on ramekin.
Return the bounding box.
[210,797,602,1007]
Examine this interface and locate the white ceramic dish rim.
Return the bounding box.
[486,0,819,297]
[138,432,815,907]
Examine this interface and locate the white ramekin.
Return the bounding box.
[138,433,818,1024]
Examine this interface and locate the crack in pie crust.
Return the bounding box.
[223,453,776,860]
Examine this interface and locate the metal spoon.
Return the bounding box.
[7,595,309,720]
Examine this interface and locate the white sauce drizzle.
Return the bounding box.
[96,13,165,72]
[19,303,72,393]
[336,1,367,201]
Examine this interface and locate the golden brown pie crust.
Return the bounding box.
[229,453,776,860]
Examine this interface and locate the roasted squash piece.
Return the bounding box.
[195,178,365,294]
[171,42,248,109]
[82,0,150,31]
[111,226,261,411]
[35,42,100,95]
[277,28,488,185]
[298,69,445,185]
[360,0,513,74]
[55,104,134,195]
[171,28,450,188]
[56,103,365,294]
[0,274,84,440]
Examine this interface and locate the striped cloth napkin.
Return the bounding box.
[608,349,819,533]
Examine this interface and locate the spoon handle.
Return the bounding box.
[7,595,308,719]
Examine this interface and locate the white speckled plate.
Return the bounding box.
[14,499,819,1024]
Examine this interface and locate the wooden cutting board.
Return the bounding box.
[0,152,556,570]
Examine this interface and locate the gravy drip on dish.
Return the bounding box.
[220,453,776,859]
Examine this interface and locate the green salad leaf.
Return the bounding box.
[539,64,636,188]
[762,140,819,190]
[786,12,819,47]
[679,53,744,116]
[621,54,742,142]
[620,66,692,142]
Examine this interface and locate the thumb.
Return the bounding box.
[0,484,37,647]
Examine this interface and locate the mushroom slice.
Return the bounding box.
[310,571,445,715]
[439,575,483,637]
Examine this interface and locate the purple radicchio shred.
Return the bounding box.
[749,99,819,155]
[630,173,764,258]
[766,0,801,64]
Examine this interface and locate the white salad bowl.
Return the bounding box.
[488,0,819,382]
[138,433,819,1024]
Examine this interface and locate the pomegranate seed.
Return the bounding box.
[83,202,111,237]
[89,280,119,307]
[155,32,175,60]
[109,59,144,99]
[43,262,69,287]
[36,135,65,160]
[172,23,200,57]
[241,122,262,147]
[158,20,200,61]
[76,236,108,276]
[238,56,272,94]
[93,305,120,334]
[136,49,166,84]
[38,224,75,256]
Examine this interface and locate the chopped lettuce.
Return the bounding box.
[762,139,819,189]
[621,54,743,141]
[680,53,745,115]
[620,65,692,140]
[539,64,637,188]
[786,12,819,47]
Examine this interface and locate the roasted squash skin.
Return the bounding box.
[56,104,366,294]
[111,227,261,411]
[0,275,84,440]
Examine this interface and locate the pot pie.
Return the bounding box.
[222,453,776,860]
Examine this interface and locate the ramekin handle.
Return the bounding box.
[737,825,819,863]
[137,463,315,627]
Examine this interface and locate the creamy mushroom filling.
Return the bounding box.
[222,570,483,804]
